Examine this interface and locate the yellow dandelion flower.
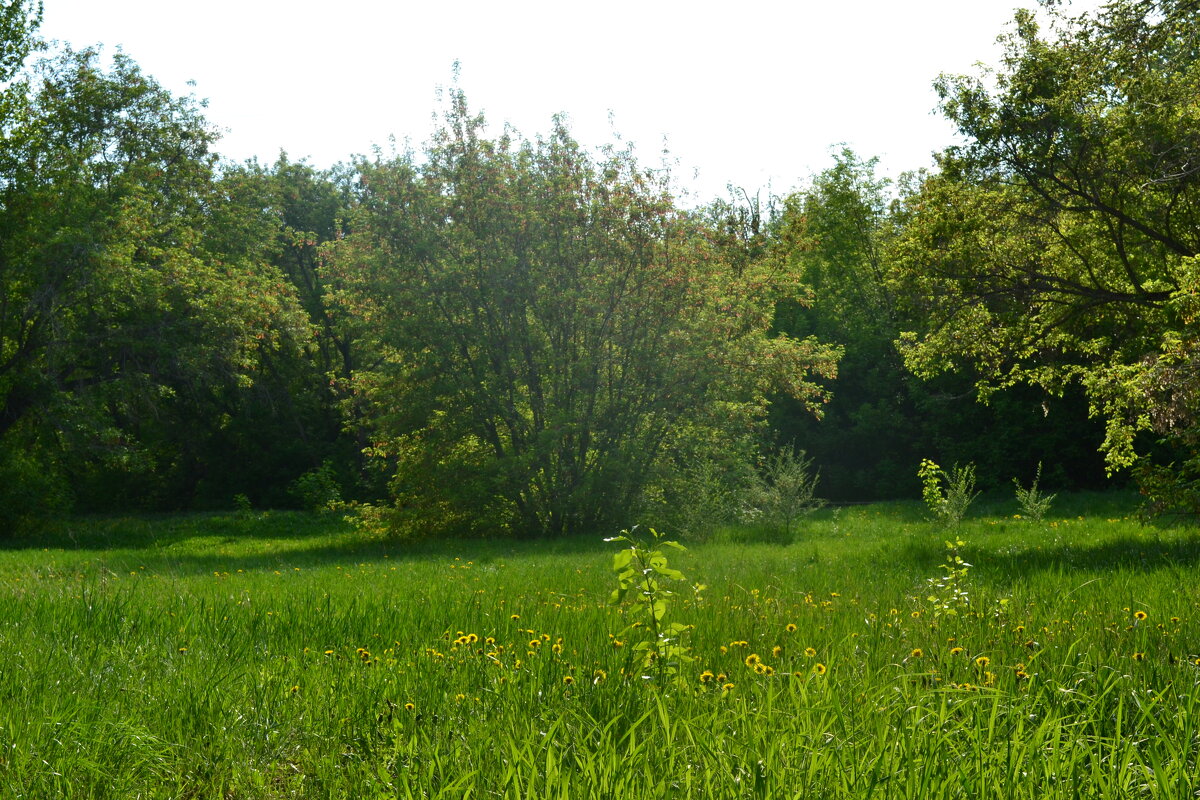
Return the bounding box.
[612,639,624,648]
[593,669,607,684]
[455,693,466,701]
[1134,610,1148,621]
[911,610,921,618]
[551,643,563,654]
[814,663,827,675]
[754,663,767,674]
[763,665,775,676]
[177,647,188,654]
[289,685,299,693]
[404,703,415,711]
[722,682,735,693]
[804,647,817,658]
[716,673,727,682]
[974,656,990,669]
[744,653,761,667]
[1132,651,1146,661]
[699,670,715,683]
[563,676,575,685]
[910,648,924,658]
[510,614,519,620]
[785,623,797,633]
[772,646,783,658]
[528,639,541,649]
[950,647,964,656]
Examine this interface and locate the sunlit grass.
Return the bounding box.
[2,496,1198,798]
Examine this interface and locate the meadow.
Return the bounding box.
[3,493,1199,799]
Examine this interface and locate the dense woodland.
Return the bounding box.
[2,0,1198,536]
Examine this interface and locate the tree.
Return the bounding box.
[887,0,1200,505]
[326,93,839,537]
[0,47,309,518]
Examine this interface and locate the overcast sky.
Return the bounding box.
[39,0,1102,200]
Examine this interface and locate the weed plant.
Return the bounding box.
[1,500,1198,798]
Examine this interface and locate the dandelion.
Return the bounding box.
[722,683,735,693]
[455,693,466,701]
[593,669,607,684]
[716,673,728,682]
[744,653,761,667]
[785,623,797,633]
[950,647,964,656]
[804,647,817,658]
[814,663,827,675]
[911,610,921,618]
[1134,610,1148,621]
[551,643,563,655]
[612,639,624,648]
[754,663,767,675]
[510,614,520,620]
[404,703,415,711]
[763,665,775,676]
[289,685,299,693]
[177,647,188,654]
[1171,617,1180,624]
[563,676,575,685]
[528,639,541,649]
[910,648,924,658]
[1132,651,1146,661]
[974,656,990,669]
[699,671,715,684]
[772,646,783,658]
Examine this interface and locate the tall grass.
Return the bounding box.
[1,497,1197,798]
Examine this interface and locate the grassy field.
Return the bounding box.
[2,493,1199,798]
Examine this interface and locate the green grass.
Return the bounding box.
[2,495,1199,798]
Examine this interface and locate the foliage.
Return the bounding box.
[327,92,839,537]
[0,47,312,512]
[889,0,1200,509]
[290,460,344,512]
[1014,461,1056,521]
[605,526,698,683]
[919,458,980,526]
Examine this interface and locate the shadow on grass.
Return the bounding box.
[4,510,625,576]
[984,531,1200,582]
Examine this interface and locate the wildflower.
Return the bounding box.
[744,653,761,667]
[593,669,607,684]
[528,639,541,649]
[785,623,797,633]
[699,671,715,684]
[1132,651,1145,661]
[722,683,735,693]
[772,646,783,658]
[404,703,415,711]
[804,647,817,658]
[754,663,767,675]
[911,610,921,618]
[814,663,827,675]
[289,685,299,693]
[455,693,466,701]
[563,676,575,685]
[950,647,964,656]
[974,656,990,669]
[716,673,727,682]
[1171,617,1180,624]
[763,665,775,676]
[983,671,996,686]
[551,643,563,654]
[910,648,923,659]
[1134,610,1148,621]
[177,647,188,654]
[510,614,520,621]
[466,633,479,643]
[612,639,624,648]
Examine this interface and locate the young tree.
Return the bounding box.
[327,94,839,537]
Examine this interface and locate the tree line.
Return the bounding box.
[2,0,1195,536]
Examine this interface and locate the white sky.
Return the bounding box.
[39,0,1102,201]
